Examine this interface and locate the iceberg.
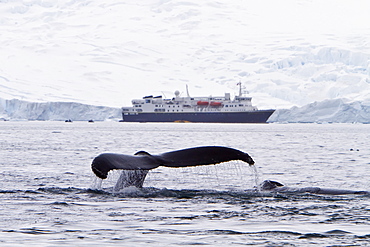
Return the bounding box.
[269,99,370,123]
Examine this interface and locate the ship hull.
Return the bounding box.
[122,110,275,123]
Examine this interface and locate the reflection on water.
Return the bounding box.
[0,121,369,246]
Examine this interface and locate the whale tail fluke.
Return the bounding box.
[158,146,254,168]
[91,146,254,189]
[91,152,159,179]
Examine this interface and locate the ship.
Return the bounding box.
[121,85,275,123]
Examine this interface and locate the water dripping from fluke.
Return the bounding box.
[90,176,103,190]
[249,164,261,192]
[113,170,148,192]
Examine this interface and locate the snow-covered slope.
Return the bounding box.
[0,0,370,122]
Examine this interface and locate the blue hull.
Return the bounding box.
[122,110,275,123]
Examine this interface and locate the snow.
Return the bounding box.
[0,0,370,122]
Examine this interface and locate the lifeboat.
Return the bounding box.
[197,101,209,106]
[210,101,222,107]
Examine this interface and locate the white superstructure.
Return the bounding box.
[122,90,258,114]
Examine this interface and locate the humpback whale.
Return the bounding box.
[91,146,254,188]
[260,180,369,195]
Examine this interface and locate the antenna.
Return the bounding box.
[237,81,242,96]
[186,84,191,97]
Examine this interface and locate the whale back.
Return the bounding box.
[260,180,369,195]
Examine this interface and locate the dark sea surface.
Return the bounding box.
[0,121,369,246]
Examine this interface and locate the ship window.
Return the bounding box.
[239,104,244,106]
[225,105,228,107]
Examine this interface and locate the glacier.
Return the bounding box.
[0,98,121,121]
[0,0,370,122]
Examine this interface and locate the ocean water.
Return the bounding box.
[0,121,369,246]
